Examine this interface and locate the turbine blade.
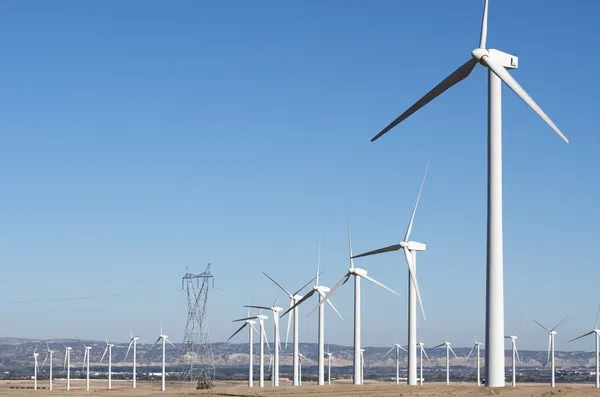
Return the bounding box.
[41,353,48,370]
[405,161,429,241]
[318,290,344,320]
[422,347,431,362]
[124,340,133,362]
[404,249,426,319]
[482,56,568,143]
[532,318,550,333]
[463,345,476,364]
[351,244,401,259]
[515,344,521,362]
[432,343,445,349]
[596,304,600,330]
[399,345,408,352]
[568,330,594,343]
[280,290,315,318]
[449,346,458,359]
[63,350,67,369]
[547,335,551,366]
[233,316,258,322]
[371,58,477,142]
[100,346,108,364]
[227,323,248,341]
[166,338,176,348]
[285,297,293,349]
[293,272,323,297]
[382,347,395,358]
[262,272,292,297]
[359,273,400,297]
[244,305,271,310]
[551,316,568,332]
[262,324,270,351]
[306,273,351,318]
[479,0,489,48]
[316,237,321,286]
[346,207,356,269]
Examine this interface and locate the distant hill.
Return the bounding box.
[0,337,597,369]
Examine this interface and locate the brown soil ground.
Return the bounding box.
[0,379,598,396]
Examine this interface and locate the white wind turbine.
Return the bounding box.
[148,326,176,392]
[245,299,282,387]
[351,165,428,386]
[464,336,484,386]
[298,352,314,386]
[82,342,92,391]
[417,342,430,386]
[99,337,115,390]
[368,0,569,387]
[228,314,259,388]
[383,342,407,385]
[263,272,318,386]
[233,312,270,387]
[504,334,519,387]
[432,340,458,385]
[40,342,53,391]
[63,345,72,391]
[311,214,400,385]
[533,316,567,388]
[569,306,600,389]
[32,345,39,391]
[325,345,335,385]
[281,240,344,386]
[124,330,140,389]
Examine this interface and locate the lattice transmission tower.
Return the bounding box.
[179,263,215,388]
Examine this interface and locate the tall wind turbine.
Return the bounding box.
[432,340,458,385]
[533,316,567,388]
[82,343,91,391]
[281,240,344,386]
[63,345,72,391]
[263,272,318,386]
[325,345,335,385]
[100,337,115,390]
[40,342,53,391]
[245,299,282,387]
[310,213,400,385]
[228,314,258,387]
[148,327,176,392]
[298,353,314,386]
[569,306,600,389]
[351,164,428,386]
[368,0,569,387]
[383,342,407,385]
[233,312,269,387]
[464,336,484,386]
[124,330,140,389]
[32,345,39,391]
[504,334,519,387]
[417,342,430,385]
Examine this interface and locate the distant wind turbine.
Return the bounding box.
[148,326,176,392]
[63,345,72,391]
[504,334,519,387]
[245,298,282,387]
[569,305,600,389]
[325,345,335,385]
[228,313,259,387]
[383,342,407,385]
[40,342,53,391]
[82,342,92,391]
[464,336,484,386]
[298,353,314,386]
[533,316,568,388]
[234,312,269,387]
[417,342,430,385]
[432,340,457,385]
[32,345,39,391]
[124,330,140,389]
[99,337,115,390]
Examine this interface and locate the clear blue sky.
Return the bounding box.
[1,0,598,353]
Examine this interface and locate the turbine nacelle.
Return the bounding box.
[350,267,368,277]
[472,48,519,69]
[317,285,331,294]
[400,240,427,251]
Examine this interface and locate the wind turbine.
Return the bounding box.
[368,0,569,387]
[33,345,39,390]
[63,345,72,391]
[311,213,400,385]
[228,314,259,388]
[40,342,53,391]
[533,316,567,388]
[464,336,484,386]
[383,342,407,385]
[504,334,519,387]
[432,340,458,385]
[263,272,318,386]
[351,164,428,386]
[124,330,140,389]
[281,240,344,386]
[325,345,335,385]
[233,312,269,387]
[148,327,176,392]
[82,342,92,391]
[245,299,282,387]
[100,337,115,390]
[298,353,314,386]
[569,306,600,389]
[417,342,430,385]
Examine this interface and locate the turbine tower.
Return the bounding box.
[533,317,567,388]
[180,264,215,388]
[351,164,428,386]
[100,337,114,390]
[311,213,400,385]
[367,0,568,387]
[124,331,140,389]
[432,340,457,385]
[281,240,343,386]
[228,314,258,387]
[383,342,407,385]
[263,272,318,386]
[464,336,484,386]
[244,299,283,386]
[82,343,91,391]
[569,306,600,389]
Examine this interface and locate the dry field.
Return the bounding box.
[0,379,598,396]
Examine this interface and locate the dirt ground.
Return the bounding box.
[0,379,599,396]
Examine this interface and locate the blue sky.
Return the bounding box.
[0,0,598,353]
